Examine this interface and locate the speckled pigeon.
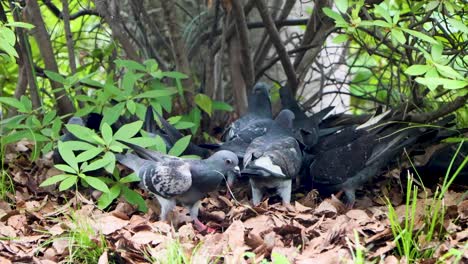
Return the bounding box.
[224,82,272,141]
[242,109,302,207]
[116,150,240,232]
[308,116,457,207]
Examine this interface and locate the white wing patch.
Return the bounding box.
[253,156,285,176]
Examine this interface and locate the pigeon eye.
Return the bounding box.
[225,159,232,164]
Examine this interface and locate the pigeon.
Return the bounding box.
[116,148,240,232]
[308,116,458,207]
[242,109,302,207]
[223,82,272,141]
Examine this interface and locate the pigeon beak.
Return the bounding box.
[233,166,241,176]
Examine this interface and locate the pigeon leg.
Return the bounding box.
[343,189,356,209]
[277,180,294,211]
[188,201,215,233]
[156,195,176,221]
[250,180,264,206]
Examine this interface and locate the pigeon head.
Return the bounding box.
[68,117,84,126]
[248,82,272,118]
[208,150,241,176]
[274,109,295,129]
[252,82,270,96]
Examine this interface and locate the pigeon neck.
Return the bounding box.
[248,95,272,117]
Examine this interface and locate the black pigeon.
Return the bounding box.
[308,116,457,206]
[242,109,302,207]
[116,150,240,232]
[224,82,272,141]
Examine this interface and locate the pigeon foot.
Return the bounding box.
[193,218,216,233]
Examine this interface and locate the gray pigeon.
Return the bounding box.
[242,109,302,207]
[224,82,272,141]
[116,150,240,232]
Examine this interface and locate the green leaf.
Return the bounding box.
[425,1,439,11]
[133,89,177,99]
[82,152,113,172]
[195,93,212,116]
[66,140,95,151]
[161,71,188,79]
[212,101,233,112]
[154,135,167,154]
[335,0,348,13]
[122,72,145,94]
[374,4,392,23]
[103,152,116,174]
[173,121,195,130]
[405,65,430,76]
[59,176,78,191]
[415,77,467,90]
[75,147,104,163]
[102,103,125,126]
[120,173,140,183]
[0,97,25,112]
[391,29,406,44]
[371,20,392,28]
[114,59,146,71]
[39,174,70,187]
[43,110,57,125]
[0,27,15,45]
[80,78,104,88]
[58,141,78,170]
[123,136,158,148]
[113,121,143,140]
[168,135,191,156]
[83,176,110,193]
[322,7,347,26]
[401,28,439,44]
[66,124,105,145]
[122,186,147,212]
[434,63,464,79]
[431,44,443,62]
[54,164,77,174]
[441,79,468,90]
[5,21,35,29]
[101,123,113,145]
[126,100,136,115]
[44,70,66,84]
[0,41,18,58]
[97,184,121,209]
[448,18,468,34]
[332,34,348,44]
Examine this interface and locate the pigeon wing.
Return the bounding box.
[140,160,192,198]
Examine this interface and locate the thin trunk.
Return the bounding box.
[228,32,248,116]
[24,0,75,115]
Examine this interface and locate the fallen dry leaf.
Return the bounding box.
[93,214,129,235]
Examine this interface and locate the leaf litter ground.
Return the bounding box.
[1,143,467,263]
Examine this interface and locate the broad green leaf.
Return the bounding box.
[114,59,146,71]
[448,18,468,34]
[425,1,439,11]
[101,123,113,145]
[332,34,348,44]
[405,65,430,76]
[0,97,25,112]
[113,121,143,140]
[0,41,18,58]
[58,141,78,170]
[44,70,66,84]
[372,20,392,28]
[109,144,123,152]
[212,101,233,112]
[133,89,177,99]
[54,164,76,174]
[43,110,57,125]
[415,77,467,90]
[97,184,121,209]
[144,59,159,73]
[76,146,104,163]
[66,140,95,151]
[391,29,406,44]
[401,28,439,44]
[103,152,116,174]
[123,136,158,148]
[431,44,443,62]
[161,71,188,79]
[122,186,147,212]
[5,21,35,29]
[39,174,70,187]
[102,102,125,126]
[83,176,109,193]
[0,27,15,45]
[434,63,464,79]
[59,176,78,191]
[167,115,182,124]
[441,79,468,90]
[122,72,144,94]
[154,135,167,154]
[82,154,112,172]
[80,78,104,88]
[322,7,348,26]
[195,93,212,116]
[126,100,136,114]
[374,4,392,23]
[66,124,104,145]
[335,0,348,13]
[174,121,195,130]
[168,135,191,156]
[120,173,140,183]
